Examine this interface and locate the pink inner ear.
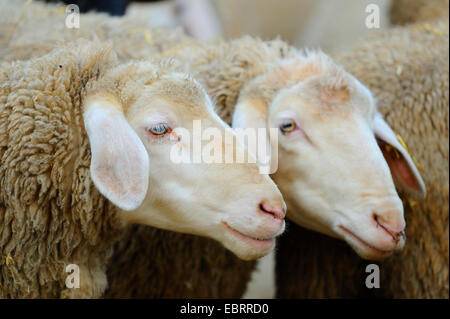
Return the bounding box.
[378,140,420,190]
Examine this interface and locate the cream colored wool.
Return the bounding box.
[165,36,299,125]
[0,39,200,298]
[0,40,120,298]
[0,0,190,63]
[0,0,296,122]
[276,18,449,298]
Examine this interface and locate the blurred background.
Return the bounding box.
[44,0,392,53]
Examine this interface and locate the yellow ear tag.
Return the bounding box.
[397,134,424,172]
[383,143,400,159]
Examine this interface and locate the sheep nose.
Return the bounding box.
[373,213,406,241]
[259,201,286,220]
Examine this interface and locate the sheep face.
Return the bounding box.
[84,73,286,261]
[270,79,406,260]
[233,60,425,260]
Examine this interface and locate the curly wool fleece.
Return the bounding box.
[0,40,128,298]
[0,38,195,298]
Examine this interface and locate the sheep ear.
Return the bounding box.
[373,113,426,199]
[83,97,150,211]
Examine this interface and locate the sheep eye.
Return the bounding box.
[148,123,170,136]
[279,120,296,135]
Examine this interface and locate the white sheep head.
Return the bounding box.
[82,61,286,261]
[232,51,426,260]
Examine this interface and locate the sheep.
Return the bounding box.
[5,1,428,298]
[105,34,428,296]
[50,2,443,299]
[104,38,302,298]
[0,39,287,298]
[177,37,427,251]
[276,17,449,298]
[1,1,259,299]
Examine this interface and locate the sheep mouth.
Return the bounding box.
[222,221,275,250]
[338,225,394,258]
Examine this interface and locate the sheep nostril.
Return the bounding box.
[373,213,405,241]
[259,201,285,220]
